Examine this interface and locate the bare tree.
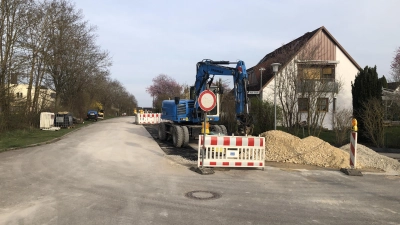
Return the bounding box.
[271,40,343,136]
[146,74,182,111]
[361,98,385,147]
[42,0,87,111]
[390,46,400,83]
[105,79,137,116]
[333,108,352,146]
[0,0,133,131]
[0,0,32,131]
[387,46,400,121]
[14,1,56,128]
[41,0,111,115]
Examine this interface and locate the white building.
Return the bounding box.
[247,26,361,130]
[11,84,56,112]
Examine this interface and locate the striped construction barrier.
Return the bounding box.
[198,135,266,168]
[136,113,162,124]
[350,131,357,168]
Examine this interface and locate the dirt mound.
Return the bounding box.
[340,144,400,173]
[260,130,349,169]
[260,130,400,173]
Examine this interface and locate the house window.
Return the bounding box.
[322,67,334,80]
[317,98,328,112]
[298,98,309,111]
[299,65,335,81]
[303,68,321,80]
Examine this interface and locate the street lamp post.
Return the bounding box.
[259,68,266,100]
[271,63,281,130]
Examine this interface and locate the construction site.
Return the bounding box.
[140,121,400,175]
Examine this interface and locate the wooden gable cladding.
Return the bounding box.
[298,29,336,61]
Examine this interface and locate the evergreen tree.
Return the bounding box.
[351,66,383,142]
[379,75,388,89]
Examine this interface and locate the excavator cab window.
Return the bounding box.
[209,104,217,115]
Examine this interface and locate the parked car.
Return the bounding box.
[86,110,98,121]
[98,109,104,119]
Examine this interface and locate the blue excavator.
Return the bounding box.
[158,59,253,147]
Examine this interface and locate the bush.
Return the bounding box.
[250,98,275,135]
[333,108,352,146]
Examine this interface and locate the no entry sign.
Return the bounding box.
[198,90,216,112]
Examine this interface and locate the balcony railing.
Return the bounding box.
[296,79,338,93]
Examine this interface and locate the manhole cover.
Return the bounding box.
[185,191,221,200]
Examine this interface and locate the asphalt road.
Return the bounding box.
[0,117,399,225]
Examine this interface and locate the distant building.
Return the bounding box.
[11,84,56,112]
[383,82,400,121]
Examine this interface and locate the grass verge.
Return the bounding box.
[0,120,98,152]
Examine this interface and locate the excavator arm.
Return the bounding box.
[194,59,253,135]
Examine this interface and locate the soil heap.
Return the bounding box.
[260,130,400,173]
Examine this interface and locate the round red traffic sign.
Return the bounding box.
[198,90,216,112]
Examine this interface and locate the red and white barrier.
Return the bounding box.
[136,113,163,124]
[350,131,357,168]
[198,135,265,168]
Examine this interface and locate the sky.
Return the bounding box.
[74,0,400,107]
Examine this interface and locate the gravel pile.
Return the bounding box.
[261,130,400,173]
[159,128,400,173]
[340,144,400,173]
[261,130,349,169]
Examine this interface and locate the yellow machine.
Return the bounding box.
[91,101,104,119]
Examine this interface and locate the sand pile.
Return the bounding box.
[260,130,400,173]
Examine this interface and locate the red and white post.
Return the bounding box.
[350,131,357,168]
[350,118,358,169]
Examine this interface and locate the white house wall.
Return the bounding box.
[335,46,359,111]
[261,46,359,130]
[263,78,275,103]
[12,84,56,111]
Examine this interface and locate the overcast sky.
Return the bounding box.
[74,0,400,107]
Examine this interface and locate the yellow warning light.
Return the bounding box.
[351,118,358,132]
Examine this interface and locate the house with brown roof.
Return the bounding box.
[247,26,361,130]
